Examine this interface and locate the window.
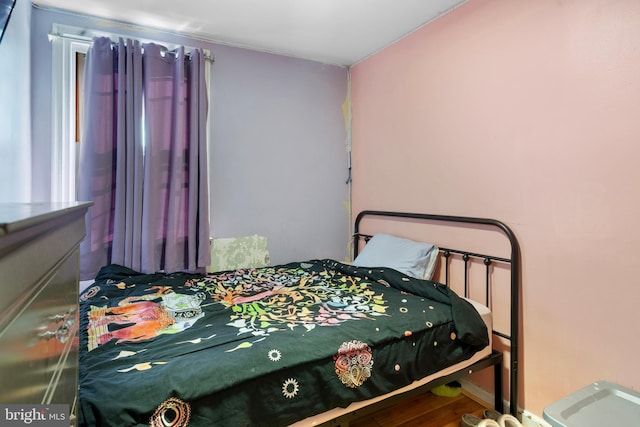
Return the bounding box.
[49,24,211,202]
[50,25,89,202]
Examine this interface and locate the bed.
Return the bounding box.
[77,210,520,426]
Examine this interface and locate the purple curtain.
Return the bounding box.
[79,37,210,279]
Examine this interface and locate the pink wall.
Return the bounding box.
[351,0,640,417]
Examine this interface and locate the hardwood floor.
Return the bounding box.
[349,391,487,427]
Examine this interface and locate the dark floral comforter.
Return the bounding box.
[78,259,488,426]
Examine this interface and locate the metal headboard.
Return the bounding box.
[353,210,520,416]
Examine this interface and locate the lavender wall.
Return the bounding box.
[31,6,350,265]
[0,0,30,202]
[208,45,351,264]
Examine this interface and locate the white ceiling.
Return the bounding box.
[33,0,467,66]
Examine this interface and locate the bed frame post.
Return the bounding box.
[353,210,520,417]
[494,355,504,413]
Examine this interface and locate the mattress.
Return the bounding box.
[78,259,490,426]
[293,297,493,426]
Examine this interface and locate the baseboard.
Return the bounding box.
[460,379,496,408]
[460,380,552,427]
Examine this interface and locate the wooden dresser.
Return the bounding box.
[0,202,91,425]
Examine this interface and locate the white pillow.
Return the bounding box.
[352,234,437,280]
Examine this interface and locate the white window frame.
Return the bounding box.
[49,25,88,202]
[49,23,212,202]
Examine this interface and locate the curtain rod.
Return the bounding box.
[48,31,215,63]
